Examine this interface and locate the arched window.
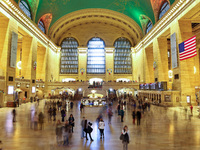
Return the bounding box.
[87,38,105,74]
[146,21,153,34]
[19,0,32,19]
[38,20,46,33]
[60,37,79,74]
[114,37,132,74]
[158,1,170,20]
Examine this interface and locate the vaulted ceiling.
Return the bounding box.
[14,0,176,29]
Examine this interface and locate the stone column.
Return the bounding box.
[153,37,168,82]
[105,47,114,82]
[144,45,154,83]
[171,20,196,105]
[78,47,87,81]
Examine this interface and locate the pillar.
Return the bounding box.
[105,47,114,82]
[78,47,87,81]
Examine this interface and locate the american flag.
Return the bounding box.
[178,36,197,61]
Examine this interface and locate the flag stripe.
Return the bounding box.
[179,36,197,61]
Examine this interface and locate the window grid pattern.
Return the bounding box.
[146,21,153,34]
[114,37,132,74]
[60,38,78,74]
[87,38,105,74]
[38,20,46,33]
[19,0,32,19]
[159,1,170,20]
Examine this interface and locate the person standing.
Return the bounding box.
[81,117,86,139]
[98,118,105,139]
[68,114,75,133]
[56,120,63,146]
[121,125,129,150]
[61,108,66,122]
[136,109,141,126]
[147,102,150,111]
[132,111,136,124]
[12,109,16,122]
[120,108,124,122]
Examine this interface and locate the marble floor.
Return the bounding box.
[0,100,200,150]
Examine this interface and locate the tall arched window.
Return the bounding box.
[146,21,153,34]
[158,1,170,20]
[87,38,105,74]
[38,20,46,33]
[114,37,132,74]
[60,37,79,74]
[19,0,32,19]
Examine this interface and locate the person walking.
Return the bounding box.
[132,111,136,124]
[56,120,63,146]
[117,104,121,115]
[12,109,16,122]
[136,109,141,126]
[80,103,84,113]
[85,122,94,141]
[61,108,66,122]
[48,107,52,122]
[52,107,57,121]
[190,105,193,115]
[108,107,113,124]
[38,112,44,130]
[121,125,129,150]
[63,120,71,146]
[70,102,74,109]
[120,108,124,122]
[33,112,38,130]
[68,114,75,133]
[98,118,105,139]
[81,117,86,139]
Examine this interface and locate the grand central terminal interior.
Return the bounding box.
[0,0,200,150]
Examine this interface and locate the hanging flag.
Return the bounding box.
[179,36,197,61]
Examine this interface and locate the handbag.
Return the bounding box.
[119,134,124,140]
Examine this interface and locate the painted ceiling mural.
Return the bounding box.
[14,0,176,31]
[139,15,152,35]
[38,13,52,33]
[150,0,171,21]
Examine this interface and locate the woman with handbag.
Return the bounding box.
[121,125,129,150]
[68,114,75,133]
[86,122,94,141]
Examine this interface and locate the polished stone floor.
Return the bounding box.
[0,100,200,150]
